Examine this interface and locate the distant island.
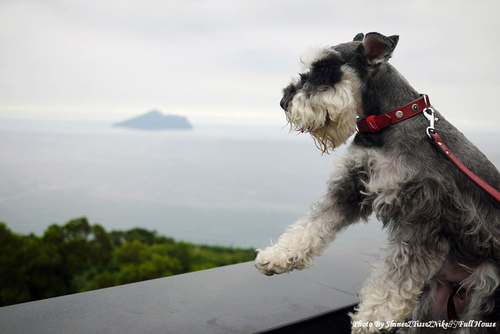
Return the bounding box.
[113,110,193,130]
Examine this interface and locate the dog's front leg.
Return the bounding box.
[351,234,449,334]
[254,216,333,276]
[255,155,370,276]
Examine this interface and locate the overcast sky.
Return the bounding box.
[1,0,500,129]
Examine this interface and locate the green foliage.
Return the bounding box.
[0,219,255,306]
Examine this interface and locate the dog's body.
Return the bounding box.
[255,33,500,333]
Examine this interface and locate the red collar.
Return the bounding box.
[357,95,431,133]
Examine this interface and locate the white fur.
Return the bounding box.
[459,261,500,329]
[263,35,500,333]
[255,150,358,275]
[286,65,361,151]
[299,46,336,72]
[351,243,446,333]
[361,150,417,215]
[255,145,448,332]
[254,218,335,275]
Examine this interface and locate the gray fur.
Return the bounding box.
[256,32,500,333]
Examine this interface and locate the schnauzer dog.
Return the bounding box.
[255,32,500,333]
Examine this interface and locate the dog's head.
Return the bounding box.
[280,32,399,152]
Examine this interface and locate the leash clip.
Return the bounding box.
[423,106,438,138]
[421,94,438,138]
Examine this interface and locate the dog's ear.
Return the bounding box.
[360,32,399,66]
[353,33,364,41]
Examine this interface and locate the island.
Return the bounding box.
[113,110,193,130]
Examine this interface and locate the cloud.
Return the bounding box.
[0,0,499,129]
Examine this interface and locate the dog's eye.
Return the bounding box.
[308,56,344,86]
[311,64,342,86]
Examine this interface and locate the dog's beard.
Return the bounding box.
[286,78,358,153]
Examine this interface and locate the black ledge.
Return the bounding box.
[0,237,383,334]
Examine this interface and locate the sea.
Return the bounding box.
[1,118,499,249]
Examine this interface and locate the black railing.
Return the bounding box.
[0,237,382,333]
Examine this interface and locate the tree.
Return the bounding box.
[0,219,256,306]
[0,223,30,305]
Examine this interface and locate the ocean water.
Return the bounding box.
[1,119,499,249]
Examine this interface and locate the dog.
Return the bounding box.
[255,32,500,333]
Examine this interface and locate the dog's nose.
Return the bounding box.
[280,85,295,112]
[280,96,288,111]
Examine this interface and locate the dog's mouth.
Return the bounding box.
[278,82,359,153]
[280,86,329,135]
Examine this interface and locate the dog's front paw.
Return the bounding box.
[254,247,288,276]
[254,246,311,276]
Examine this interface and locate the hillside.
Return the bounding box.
[113,110,192,130]
[0,218,254,306]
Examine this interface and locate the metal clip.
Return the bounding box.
[423,106,438,138]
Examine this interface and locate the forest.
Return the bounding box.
[0,217,256,306]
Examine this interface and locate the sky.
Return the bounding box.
[1,0,500,129]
